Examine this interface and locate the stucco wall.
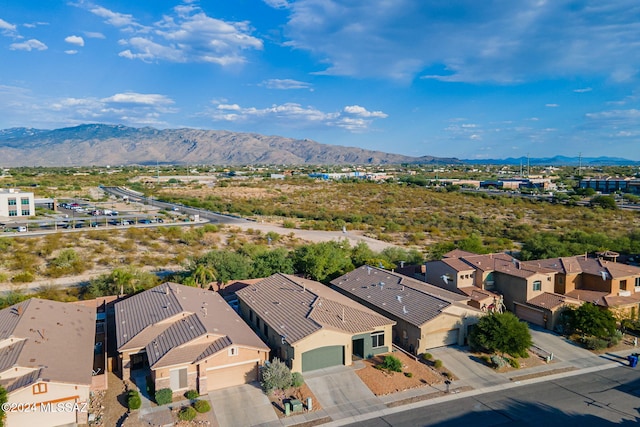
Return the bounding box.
[8,381,89,427]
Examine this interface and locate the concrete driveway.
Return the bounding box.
[528,325,603,368]
[304,365,387,419]
[208,382,278,427]
[427,345,510,389]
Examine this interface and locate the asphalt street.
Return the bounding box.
[344,366,640,427]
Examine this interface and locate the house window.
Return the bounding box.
[20,198,29,205]
[249,310,254,323]
[371,331,385,348]
[7,198,16,206]
[228,347,238,356]
[8,210,16,217]
[263,323,268,337]
[33,383,47,394]
[636,277,640,288]
[621,280,627,291]
[21,209,30,216]
[533,281,542,291]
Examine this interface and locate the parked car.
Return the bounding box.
[17,226,27,232]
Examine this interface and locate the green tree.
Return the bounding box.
[292,241,353,282]
[251,248,294,278]
[196,250,253,285]
[260,358,293,395]
[188,263,217,288]
[0,385,7,427]
[565,303,616,339]
[590,195,617,210]
[469,312,532,358]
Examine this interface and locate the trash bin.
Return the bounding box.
[628,355,638,368]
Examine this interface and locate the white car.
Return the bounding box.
[17,226,27,232]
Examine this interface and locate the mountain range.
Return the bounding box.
[0,124,456,167]
[0,124,637,167]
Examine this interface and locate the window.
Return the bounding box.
[371,331,385,348]
[20,198,29,205]
[620,280,627,291]
[532,280,542,291]
[7,198,16,206]
[228,347,238,356]
[558,276,564,284]
[33,383,47,394]
[249,310,254,323]
[636,277,640,288]
[21,210,30,216]
[263,323,268,337]
[8,210,16,217]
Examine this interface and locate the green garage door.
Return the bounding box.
[301,346,344,372]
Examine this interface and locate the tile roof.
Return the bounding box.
[526,292,582,310]
[115,283,268,368]
[441,258,476,272]
[523,256,640,279]
[565,289,609,305]
[236,274,394,344]
[331,266,477,328]
[457,286,498,302]
[0,299,95,389]
[0,368,43,393]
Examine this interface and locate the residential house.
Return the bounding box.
[331,266,484,355]
[116,283,269,394]
[0,299,95,427]
[523,255,640,319]
[236,273,395,373]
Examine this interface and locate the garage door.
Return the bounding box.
[515,304,545,327]
[425,329,459,349]
[301,346,344,372]
[207,362,258,391]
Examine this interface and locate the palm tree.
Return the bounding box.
[190,264,217,289]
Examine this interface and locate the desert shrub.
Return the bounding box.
[193,399,211,413]
[155,388,172,405]
[583,336,608,350]
[0,273,8,283]
[442,371,451,379]
[508,358,520,369]
[404,372,413,378]
[11,272,35,283]
[291,372,304,388]
[178,406,197,421]
[261,358,293,394]
[381,355,402,372]
[184,390,199,400]
[490,355,508,369]
[127,390,141,410]
[421,353,432,361]
[480,355,491,365]
[433,359,443,369]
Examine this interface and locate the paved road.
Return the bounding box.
[343,366,640,427]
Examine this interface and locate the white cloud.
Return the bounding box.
[0,18,17,36]
[9,39,48,51]
[573,87,592,93]
[208,101,386,131]
[545,103,559,107]
[263,0,290,9]
[65,35,85,47]
[65,50,78,55]
[279,0,640,83]
[261,79,312,90]
[81,3,262,65]
[101,92,175,107]
[89,6,138,28]
[343,105,388,118]
[84,31,106,39]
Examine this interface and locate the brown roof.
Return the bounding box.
[526,292,582,311]
[523,256,640,279]
[565,289,610,305]
[236,274,394,344]
[115,283,268,369]
[0,299,95,390]
[440,258,476,272]
[458,286,498,302]
[442,249,478,258]
[331,266,476,328]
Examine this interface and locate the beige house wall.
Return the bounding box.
[556,273,581,294]
[7,381,90,427]
[290,329,353,373]
[494,272,553,311]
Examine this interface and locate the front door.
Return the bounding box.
[353,338,364,358]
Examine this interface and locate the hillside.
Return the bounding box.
[0,124,458,166]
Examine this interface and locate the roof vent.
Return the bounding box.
[396,295,403,303]
[379,282,385,290]
[367,266,372,275]
[402,306,408,314]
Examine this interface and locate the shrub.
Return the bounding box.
[261,358,293,394]
[193,399,211,413]
[433,359,443,369]
[11,272,35,283]
[178,406,197,421]
[480,355,491,365]
[421,353,433,361]
[155,388,173,405]
[508,358,520,369]
[184,390,199,400]
[291,372,304,388]
[381,355,402,372]
[490,355,508,369]
[583,336,608,350]
[404,372,413,378]
[127,390,141,410]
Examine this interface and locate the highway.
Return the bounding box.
[100,186,250,225]
[344,366,640,427]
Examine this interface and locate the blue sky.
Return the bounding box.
[1,1,639,160]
